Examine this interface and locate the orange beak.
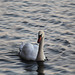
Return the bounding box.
[37,35,42,43]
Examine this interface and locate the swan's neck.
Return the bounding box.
[36,37,45,61]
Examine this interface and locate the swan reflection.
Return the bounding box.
[37,61,45,75]
[20,59,45,75]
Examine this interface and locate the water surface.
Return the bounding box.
[0,0,75,75]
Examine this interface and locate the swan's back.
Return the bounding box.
[20,43,38,61]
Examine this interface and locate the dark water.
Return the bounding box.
[0,0,75,75]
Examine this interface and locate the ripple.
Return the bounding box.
[40,18,48,21]
[47,48,62,54]
[21,30,31,33]
[0,35,8,39]
[63,40,70,46]
[67,13,75,16]
[13,36,21,40]
[0,30,4,32]
[70,3,75,5]
[48,19,61,24]
[53,38,70,46]
[22,21,28,24]
[2,0,14,2]
[4,14,21,17]
[16,27,23,31]
[31,10,40,13]
[0,59,14,63]
[40,10,50,14]
[22,10,29,12]
[60,70,69,73]
[61,32,74,35]
[35,25,45,28]
[51,15,58,18]
[23,1,29,3]
[41,4,51,7]
[0,0,75,75]
[61,52,69,57]
[0,48,6,50]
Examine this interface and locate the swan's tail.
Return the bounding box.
[19,42,25,52]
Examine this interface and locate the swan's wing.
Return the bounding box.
[33,45,39,59]
[20,43,39,60]
[33,45,38,53]
[32,43,38,53]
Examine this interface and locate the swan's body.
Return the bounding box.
[19,43,38,60]
[19,31,45,61]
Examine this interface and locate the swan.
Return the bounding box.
[19,31,45,61]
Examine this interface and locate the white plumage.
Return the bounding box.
[19,31,45,61]
[19,43,38,60]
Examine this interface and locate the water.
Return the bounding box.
[0,0,75,75]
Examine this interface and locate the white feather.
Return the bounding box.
[19,43,38,60]
[19,31,45,61]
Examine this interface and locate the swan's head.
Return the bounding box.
[37,31,44,43]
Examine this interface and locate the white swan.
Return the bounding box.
[19,31,45,61]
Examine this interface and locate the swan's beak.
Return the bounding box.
[37,35,42,43]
